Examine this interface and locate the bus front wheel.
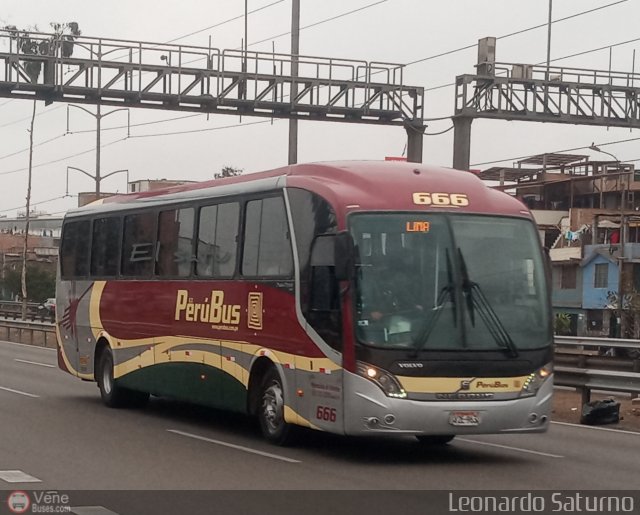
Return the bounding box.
[97,347,148,408]
[258,368,295,445]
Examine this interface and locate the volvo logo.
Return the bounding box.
[397,362,424,369]
[437,393,494,400]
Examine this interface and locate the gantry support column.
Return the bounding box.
[405,122,425,163]
[452,116,473,171]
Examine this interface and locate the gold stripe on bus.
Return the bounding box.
[284,405,319,430]
[397,375,529,394]
[89,280,107,339]
[113,347,155,378]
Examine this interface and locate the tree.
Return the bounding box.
[3,22,81,82]
[214,166,243,179]
[2,22,80,318]
[1,265,55,303]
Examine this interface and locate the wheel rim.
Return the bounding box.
[102,356,113,395]
[262,380,284,434]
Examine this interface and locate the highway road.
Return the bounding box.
[1,339,639,512]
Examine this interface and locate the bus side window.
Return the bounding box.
[197,202,239,278]
[61,220,90,278]
[242,196,292,278]
[156,208,195,277]
[122,212,156,277]
[91,217,121,277]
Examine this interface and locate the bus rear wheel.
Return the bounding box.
[258,368,295,445]
[415,435,455,445]
[97,347,149,408]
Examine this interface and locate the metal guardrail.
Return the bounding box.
[554,336,640,404]
[0,300,55,323]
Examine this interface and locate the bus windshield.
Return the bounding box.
[351,213,551,352]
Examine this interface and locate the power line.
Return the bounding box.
[424,31,640,94]
[129,118,274,139]
[70,113,202,135]
[406,0,628,69]
[0,104,64,130]
[166,0,285,44]
[0,137,128,176]
[0,134,67,162]
[249,0,389,48]
[470,136,640,167]
[0,195,71,215]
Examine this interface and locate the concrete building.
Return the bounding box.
[480,153,640,338]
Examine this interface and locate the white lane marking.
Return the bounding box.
[167,429,301,463]
[0,385,40,398]
[457,438,564,458]
[0,340,56,352]
[14,358,55,368]
[71,507,120,515]
[552,420,640,436]
[0,470,42,483]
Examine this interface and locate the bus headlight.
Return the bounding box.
[520,363,552,398]
[356,361,407,399]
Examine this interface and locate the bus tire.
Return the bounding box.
[258,367,295,445]
[415,435,455,445]
[97,347,149,409]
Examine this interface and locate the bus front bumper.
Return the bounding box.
[342,372,553,436]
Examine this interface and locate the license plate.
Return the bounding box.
[449,411,480,426]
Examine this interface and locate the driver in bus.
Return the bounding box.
[361,248,423,322]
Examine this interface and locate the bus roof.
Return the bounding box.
[66,161,531,221]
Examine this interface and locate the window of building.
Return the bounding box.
[91,217,121,276]
[122,212,156,277]
[242,196,293,277]
[560,265,577,289]
[60,220,90,278]
[197,202,239,277]
[594,263,609,288]
[156,208,195,277]
[587,310,603,331]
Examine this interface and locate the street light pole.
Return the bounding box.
[589,142,619,164]
[66,104,130,196]
[66,166,129,197]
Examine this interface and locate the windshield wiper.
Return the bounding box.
[411,250,456,356]
[457,249,519,358]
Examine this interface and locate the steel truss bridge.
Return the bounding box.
[0,28,425,161]
[453,62,640,169]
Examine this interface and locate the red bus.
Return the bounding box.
[56,161,553,445]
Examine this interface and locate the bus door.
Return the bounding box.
[302,235,345,432]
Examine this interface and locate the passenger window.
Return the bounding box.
[90,217,121,277]
[197,202,239,277]
[242,197,292,277]
[122,212,156,276]
[61,220,90,278]
[156,208,195,277]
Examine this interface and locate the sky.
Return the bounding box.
[1,0,639,217]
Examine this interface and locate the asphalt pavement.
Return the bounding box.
[0,339,638,513]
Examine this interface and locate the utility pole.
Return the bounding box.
[546,0,552,73]
[288,0,300,165]
[21,99,36,320]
